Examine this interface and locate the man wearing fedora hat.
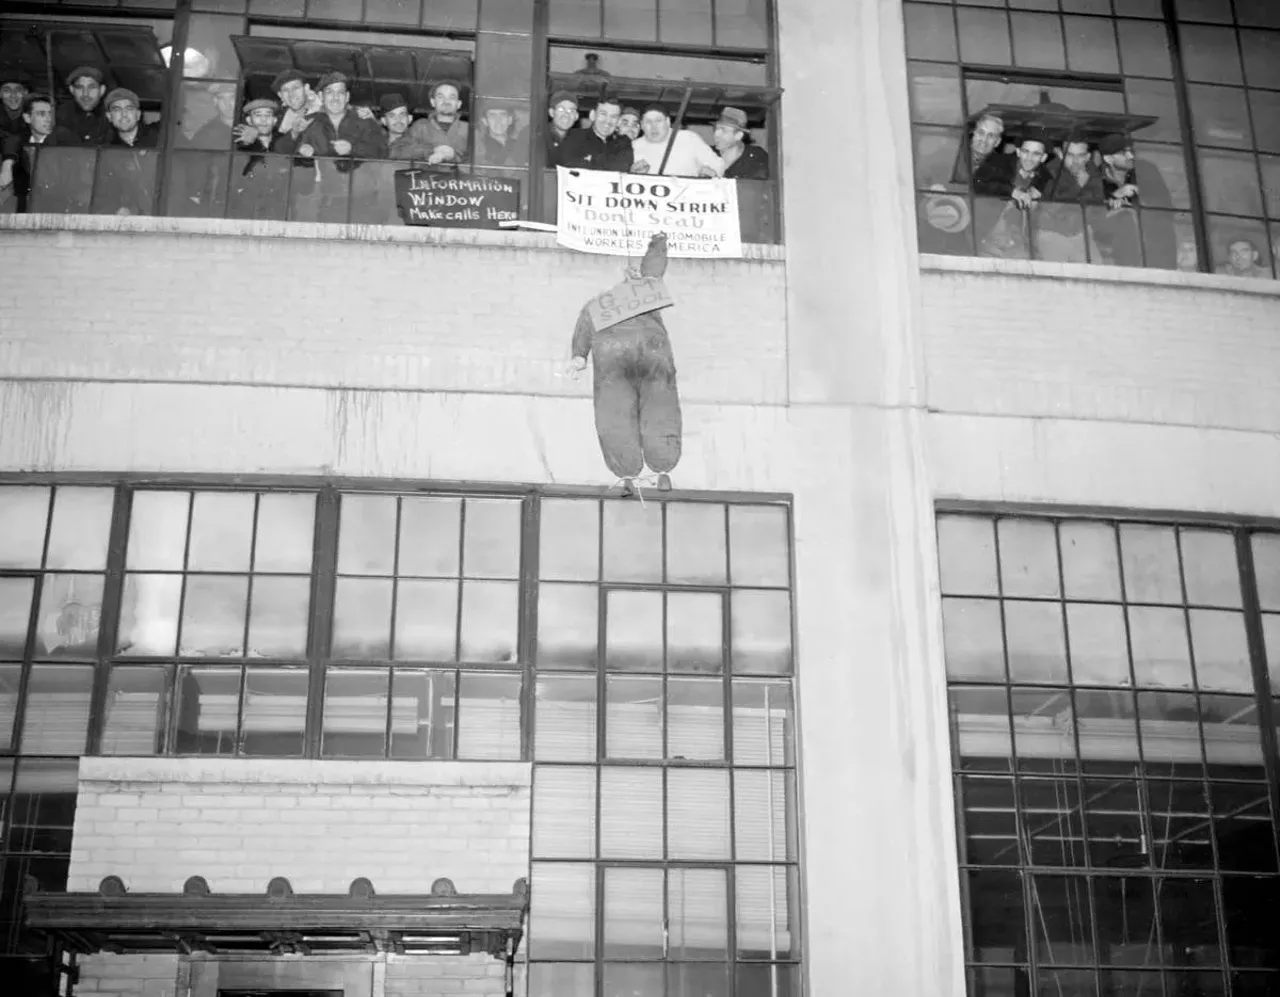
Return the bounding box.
[711,107,767,180]
[57,65,113,146]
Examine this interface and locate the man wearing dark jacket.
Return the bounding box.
[57,66,113,146]
[0,71,31,145]
[558,94,632,172]
[104,88,160,148]
[1,92,59,211]
[296,71,388,169]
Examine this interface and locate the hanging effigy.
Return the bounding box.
[569,232,682,495]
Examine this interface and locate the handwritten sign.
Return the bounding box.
[394,170,521,228]
[556,166,742,259]
[586,277,674,332]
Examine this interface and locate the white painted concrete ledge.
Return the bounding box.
[0,212,786,262]
[78,756,533,788]
[922,252,1280,297]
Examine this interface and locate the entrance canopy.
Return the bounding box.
[24,874,528,959]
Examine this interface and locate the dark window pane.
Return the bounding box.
[1011,11,1065,68]
[1075,689,1139,772]
[100,666,169,755]
[736,965,800,997]
[667,591,723,674]
[665,502,726,584]
[967,869,1025,963]
[1036,969,1095,995]
[395,579,459,661]
[534,673,596,761]
[1005,601,1067,684]
[606,590,662,672]
[1125,78,1184,144]
[909,61,964,126]
[1239,0,1280,27]
[1065,15,1120,73]
[1199,148,1265,214]
[604,867,664,957]
[732,678,794,767]
[459,580,517,663]
[669,963,729,997]
[0,667,19,750]
[539,499,599,581]
[338,494,397,575]
[458,671,520,759]
[1251,89,1280,154]
[422,0,478,29]
[939,515,1000,595]
[736,865,797,960]
[668,676,724,760]
[322,667,389,758]
[904,2,959,62]
[247,576,309,658]
[1137,143,1192,210]
[537,583,598,669]
[604,965,663,996]
[1242,29,1280,89]
[1118,18,1173,77]
[659,0,712,46]
[399,496,461,577]
[367,0,422,25]
[529,862,595,959]
[165,150,229,218]
[240,667,306,756]
[332,578,392,658]
[1032,875,1095,964]
[1181,24,1244,84]
[959,776,1019,865]
[173,666,240,755]
[1011,687,1073,769]
[48,487,113,571]
[532,766,596,858]
[1174,0,1232,23]
[20,666,92,755]
[716,0,769,48]
[729,505,789,586]
[603,500,662,582]
[0,579,34,658]
[1210,782,1277,872]
[1159,878,1222,962]
[914,125,966,189]
[528,964,594,997]
[1137,690,1202,773]
[951,686,1013,769]
[731,590,791,675]
[1189,83,1254,149]
[389,669,455,759]
[958,8,1013,64]
[1223,877,1280,967]
[1234,971,1280,995]
[1095,877,1159,965]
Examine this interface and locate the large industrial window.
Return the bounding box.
[0,0,780,243]
[906,0,1279,280]
[937,511,1280,996]
[527,497,799,997]
[0,479,800,997]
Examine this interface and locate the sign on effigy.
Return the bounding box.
[556,166,742,259]
[394,169,521,228]
[585,276,675,333]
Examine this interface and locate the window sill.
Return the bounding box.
[920,253,1280,298]
[79,755,532,788]
[0,212,787,262]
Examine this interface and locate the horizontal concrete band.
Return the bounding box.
[78,757,533,789]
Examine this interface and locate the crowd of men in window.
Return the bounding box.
[0,63,770,217]
[924,108,1276,281]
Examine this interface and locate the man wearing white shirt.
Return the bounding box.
[630,103,723,178]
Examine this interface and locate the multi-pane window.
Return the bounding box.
[528,498,799,997]
[938,512,1280,996]
[0,0,780,242]
[907,0,1280,280]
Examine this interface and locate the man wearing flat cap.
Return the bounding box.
[558,93,632,172]
[378,93,421,161]
[1,70,31,145]
[105,88,159,148]
[1092,132,1174,268]
[227,98,294,219]
[631,103,723,178]
[57,65,113,146]
[711,107,768,180]
[617,106,640,141]
[395,80,469,166]
[545,90,578,166]
[296,71,388,168]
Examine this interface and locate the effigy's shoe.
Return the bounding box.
[619,478,637,498]
[656,473,672,491]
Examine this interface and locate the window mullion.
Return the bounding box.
[1234,530,1280,831]
[87,485,133,755]
[1159,0,1213,274]
[305,485,340,758]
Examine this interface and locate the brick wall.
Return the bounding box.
[384,954,509,997]
[0,218,787,407]
[68,757,530,895]
[73,954,178,997]
[921,263,1280,433]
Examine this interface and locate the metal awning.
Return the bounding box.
[24,874,528,960]
[971,102,1157,142]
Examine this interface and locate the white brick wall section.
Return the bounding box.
[74,954,178,997]
[385,955,509,997]
[68,758,532,897]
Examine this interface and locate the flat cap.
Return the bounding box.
[316,70,348,92]
[65,65,105,87]
[242,97,279,115]
[549,89,578,109]
[1097,133,1133,155]
[103,87,140,109]
[379,92,409,113]
[270,68,307,93]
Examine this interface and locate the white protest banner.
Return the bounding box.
[556,166,742,259]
